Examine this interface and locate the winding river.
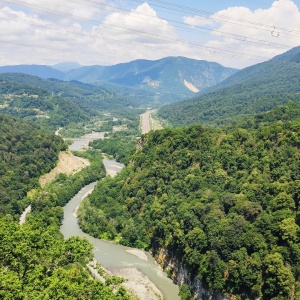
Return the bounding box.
[60,148,180,299]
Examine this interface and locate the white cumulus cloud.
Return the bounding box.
[203,0,300,67]
[0,1,299,68]
[89,3,184,63]
[100,3,177,42]
[183,16,216,27]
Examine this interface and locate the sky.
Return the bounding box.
[0,0,299,69]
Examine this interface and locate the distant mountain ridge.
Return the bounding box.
[64,57,237,99]
[0,57,237,103]
[158,46,300,126]
[0,64,64,80]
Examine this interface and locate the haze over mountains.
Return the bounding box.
[1,46,300,128]
[63,57,237,95]
[0,65,65,80]
[0,57,237,103]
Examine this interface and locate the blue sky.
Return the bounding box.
[167,0,299,11]
[174,0,274,11]
[0,0,299,68]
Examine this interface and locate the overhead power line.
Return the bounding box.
[0,0,295,64]
[130,0,300,38]
[65,0,293,50]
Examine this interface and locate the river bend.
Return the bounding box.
[60,158,179,300]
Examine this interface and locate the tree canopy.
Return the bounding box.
[79,104,300,299]
[0,114,66,218]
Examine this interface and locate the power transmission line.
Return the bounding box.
[0,0,292,64]
[65,0,293,49]
[130,0,300,37]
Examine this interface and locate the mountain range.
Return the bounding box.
[0,57,237,103]
[64,57,237,96]
[1,46,300,127]
[158,46,300,126]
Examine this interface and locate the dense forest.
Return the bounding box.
[158,47,300,127]
[0,114,66,218]
[0,78,95,127]
[0,215,133,299]
[0,154,133,299]
[0,116,134,299]
[79,102,300,299]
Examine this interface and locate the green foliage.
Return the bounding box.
[0,76,138,299]
[179,284,192,300]
[0,73,146,129]
[0,73,152,130]
[0,215,133,299]
[0,138,133,299]
[262,253,295,299]
[0,80,95,127]
[79,112,300,298]
[0,114,66,218]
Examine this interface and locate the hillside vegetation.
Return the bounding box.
[0,114,66,218]
[0,73,150,129]
[158,46,300,127]
[0,138,133,299]
[79,102,300,299]
[0,75,96,127]
[0,215,133,300]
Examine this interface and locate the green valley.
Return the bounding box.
[2,44,300,300]
[0,73,152,130]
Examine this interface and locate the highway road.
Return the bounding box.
[141,110,154,134]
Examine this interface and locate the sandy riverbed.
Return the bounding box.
[115,267,163,300]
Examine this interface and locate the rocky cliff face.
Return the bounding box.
[155,248,229,300]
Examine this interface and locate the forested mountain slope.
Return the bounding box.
[0,73,105,126]
[0,73,107,98]
[79,102,300,299]
[158,46,300,127]
[200,46,300,94]
[0,215,133,300]
[0,73,151,127]
[0,114,66,217]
